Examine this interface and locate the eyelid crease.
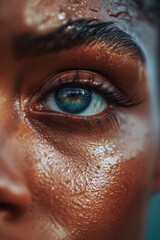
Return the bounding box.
[14,18,145,62]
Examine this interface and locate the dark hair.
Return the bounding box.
[136,0,160,114]
[134,0,160,23]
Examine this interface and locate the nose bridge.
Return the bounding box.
[0,130,22,181]
[0,91,32,218]
[0,89,17,145]
[0,78,23,176]
[0,126,32,219]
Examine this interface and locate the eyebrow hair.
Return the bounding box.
[14,19,145,62]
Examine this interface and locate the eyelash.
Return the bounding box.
[29,70,141,132]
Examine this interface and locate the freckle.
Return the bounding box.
[65,179,71,184]
[96,165,101,170]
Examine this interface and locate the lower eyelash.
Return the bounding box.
[79,111,121,133]
[29,106,121,134]
[104,112,121,131]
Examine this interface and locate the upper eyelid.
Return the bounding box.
[29,70,113,99]
[30,70,142,108]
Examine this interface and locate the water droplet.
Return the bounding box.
[58,12,66,20]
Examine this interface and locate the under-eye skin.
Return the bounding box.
[29,70,143,131]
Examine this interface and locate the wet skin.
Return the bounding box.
[0,0,159,240]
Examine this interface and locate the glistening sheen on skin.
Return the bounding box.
[0,1,159,240]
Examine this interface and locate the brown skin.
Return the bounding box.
[0,0,159,240]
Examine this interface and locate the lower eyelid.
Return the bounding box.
[28,106,121,134]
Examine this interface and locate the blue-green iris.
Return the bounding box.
[55,87,92,114]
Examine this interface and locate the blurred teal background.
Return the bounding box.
[145,193,160,240]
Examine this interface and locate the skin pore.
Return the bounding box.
[0,0,159,240]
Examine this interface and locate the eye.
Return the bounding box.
[42,86,107,116]
[31,70,141,123]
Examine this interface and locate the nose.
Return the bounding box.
[0,179,31,218]
[0,134,32,219]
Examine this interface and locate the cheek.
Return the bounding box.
[24,109,152,239]
[70,121,151,239]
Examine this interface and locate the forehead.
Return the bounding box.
[0,0,143,33]
[26,0,141,28]
[0,0,155,68]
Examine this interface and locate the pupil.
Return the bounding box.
[55,87,92,114]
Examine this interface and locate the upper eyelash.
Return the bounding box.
[30,72,143,112]
[101,90,143,107]
[37,81,142,109]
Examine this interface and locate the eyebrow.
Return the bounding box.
[13,19,145,62]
